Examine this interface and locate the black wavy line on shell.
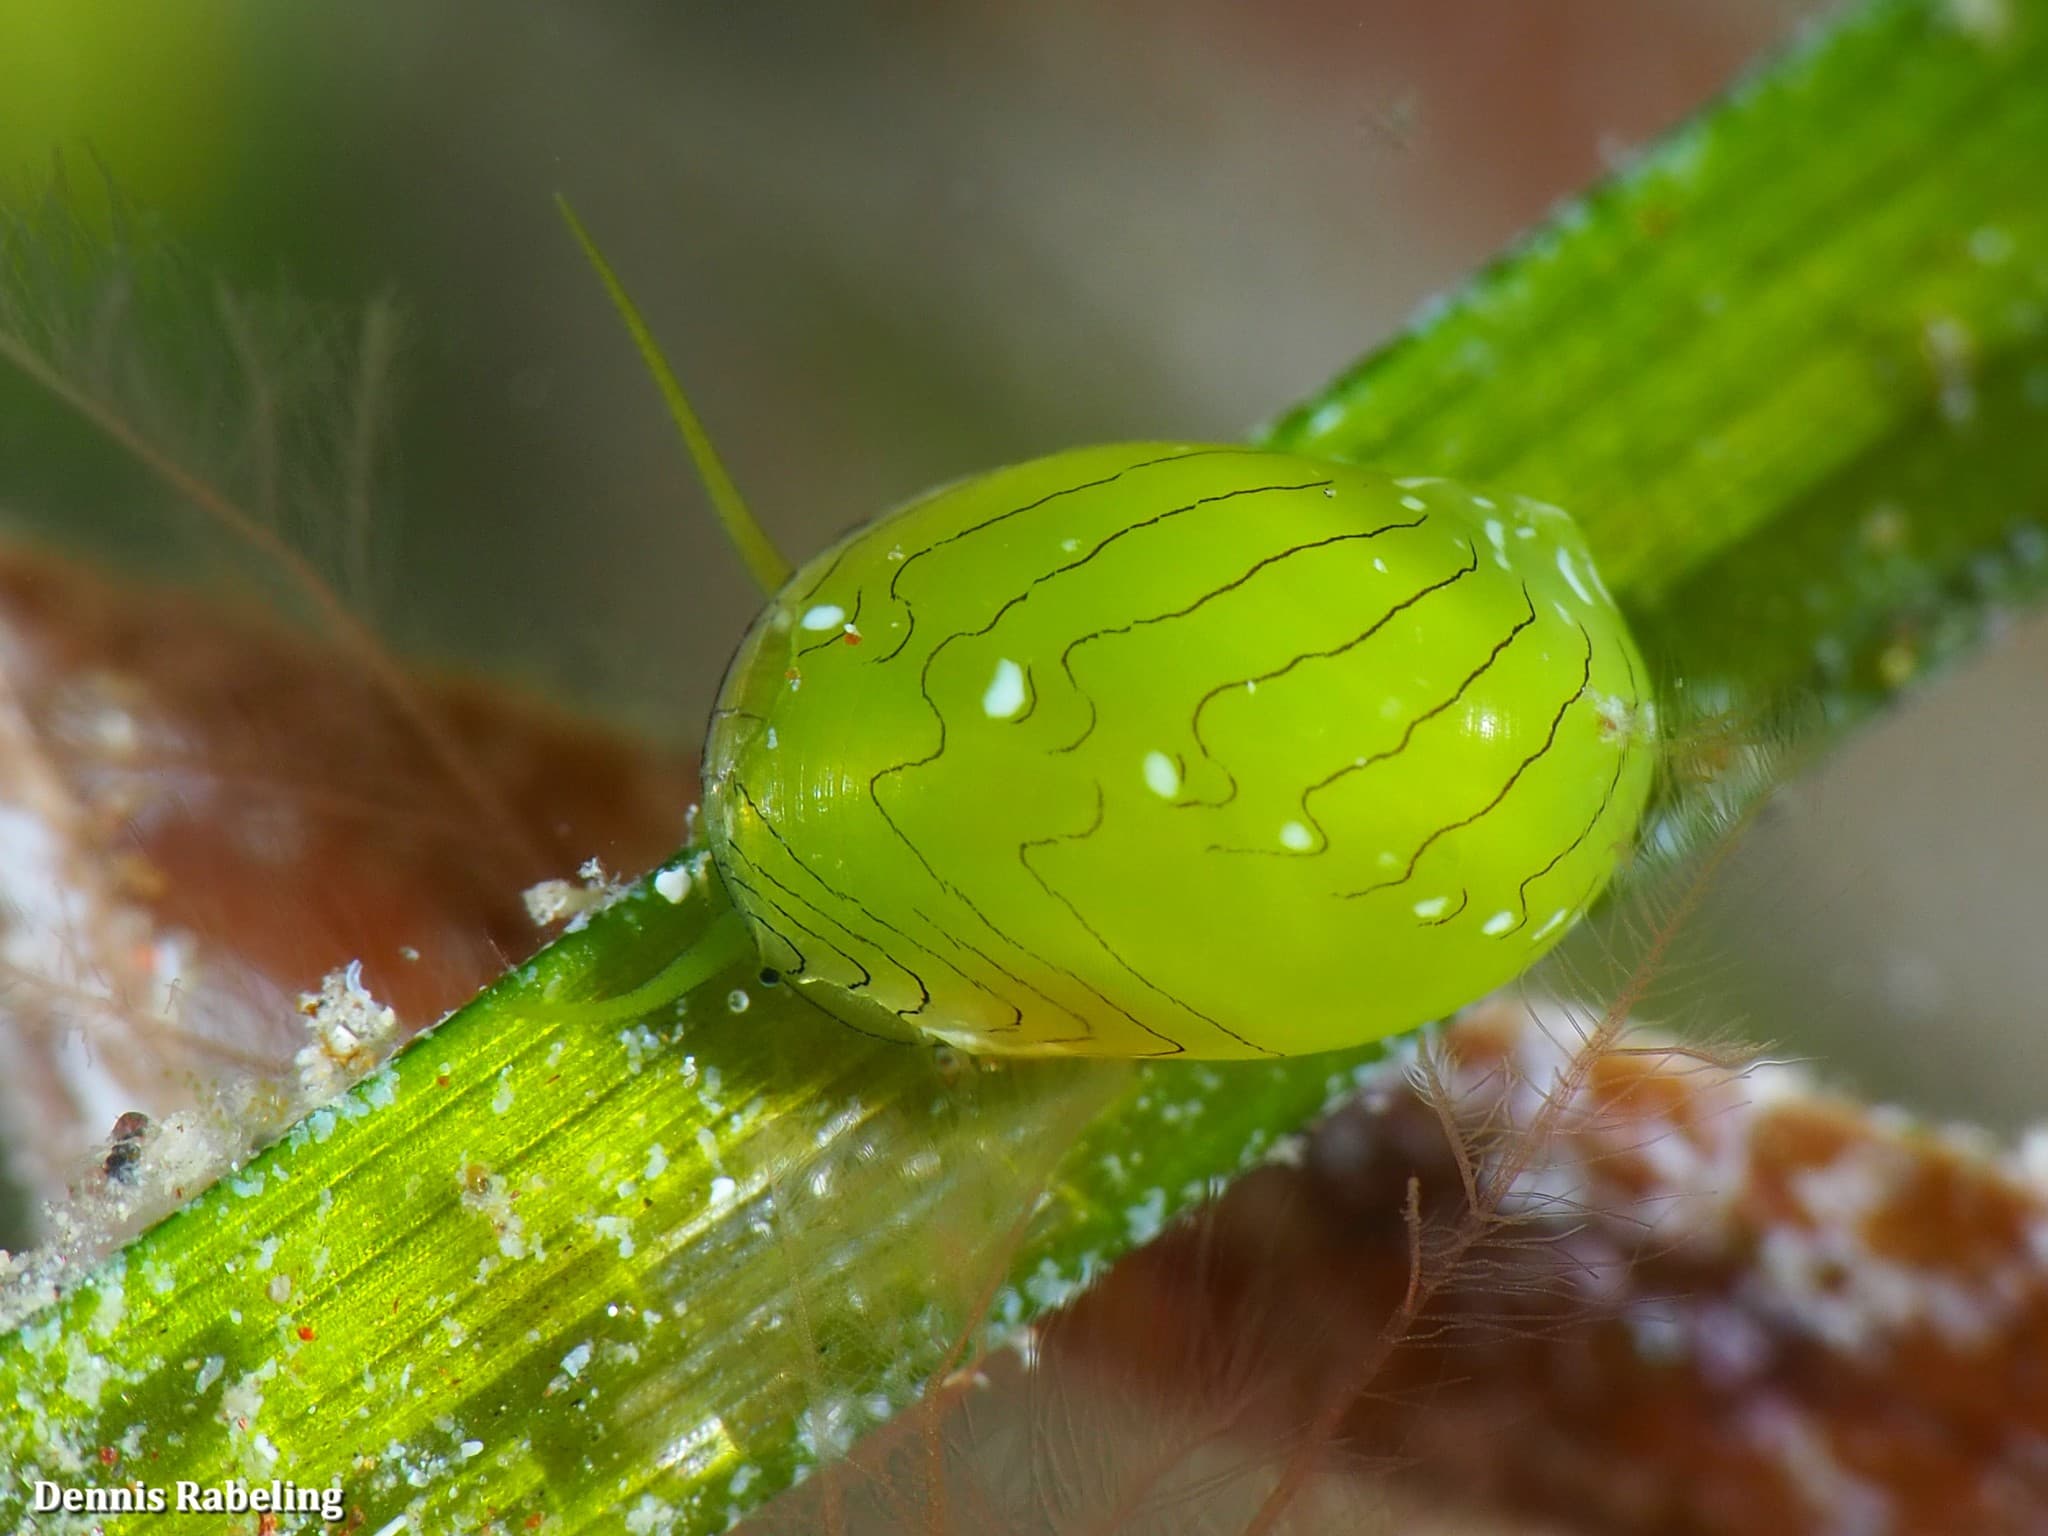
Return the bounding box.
[873,446,1251,665]
[1178,541,1483,808]
[1339,624,1595,901]
[865,474,1328,1051]
[1502,733,1632,935]
[1500,647,1649,933]
[714,860,913,1045]
[1048,513,1427,757]
[795,589,864,657]
[720,854,873,993]
[1205,583,1539,857]
[724,778,1050,1030]
[1015,781,1277,1058]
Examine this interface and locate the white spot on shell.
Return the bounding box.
[800,604,846,632]
[1412,896,1449,919]
[1143,752,1180,798]
[1400,494,1427,512]
[1530,908,1571,942]
[982,659,1028,719]
[1556,547,1595,604]
[1481,910,1517,936]
[1279,821,1313,851]
[1588,555,1616,603]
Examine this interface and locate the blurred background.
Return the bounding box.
[8,0,2048,1217]
[0,0,1823,727]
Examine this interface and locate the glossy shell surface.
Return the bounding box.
[703,443,1654,1058]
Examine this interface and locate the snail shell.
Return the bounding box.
[703,443,1653,1058]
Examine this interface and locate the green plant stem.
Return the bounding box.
[5,1,2048,1531]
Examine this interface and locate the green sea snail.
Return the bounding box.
[554,206,1657,1060]
[700,444,1654,1058]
